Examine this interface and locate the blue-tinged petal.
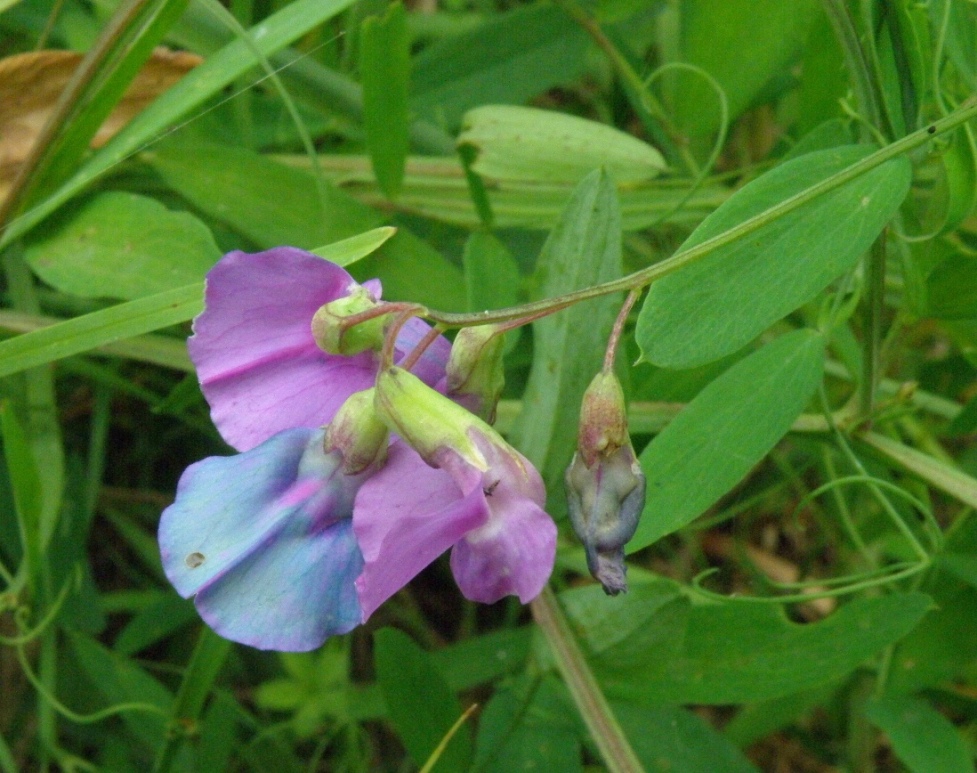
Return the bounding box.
[195,518,363,651]
[159,428,318,598]
[159,427,367,650]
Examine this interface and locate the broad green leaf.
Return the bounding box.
[512,170,623,495]
[636,146,912,368]
[0,0,360,248]
[614,702,758,773]
[24,192,219,299]
[374,628,472,773]
[113,594,196,655]
[669,0,818,136]
[562,584,933,704]
[360,2,410,198]
[67,630,171,748]
[0,283,201,379]
[411,5,588,128]
[473,675,582,773]
[430,626,531,692]
[458,105,665,184]
[630,330,825,551]
[723,683,840,747]
[148,143,377,249]
[148,144,466,310]
[926,250,977,319]
[462,231,521,312]
[888,518,977,694]
[866,696,972,773]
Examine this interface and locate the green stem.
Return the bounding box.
[529,587,643,773]
[858,233,887,419]
[820,0,885,135]
[425,98,977,328]
[153,627,231,773]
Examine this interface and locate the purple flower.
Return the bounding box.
[190,247,449,452]
[160,247,555,651]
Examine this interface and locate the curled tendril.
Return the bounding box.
[640,62,730,230]
[0,565,82,646]
[691,560,928,605]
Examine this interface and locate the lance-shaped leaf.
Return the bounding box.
[636,145,911,369]
[630,329,825,551]
[360,2,410,199]
[512,169,623,495]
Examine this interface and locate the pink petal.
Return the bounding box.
[450,497,556,604]
[353,442,488,618]
[190,248,377,451]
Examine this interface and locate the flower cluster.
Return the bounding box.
[159,247,556,651]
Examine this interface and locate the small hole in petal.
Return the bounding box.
[483,480,501,497]
[185,552,206,569]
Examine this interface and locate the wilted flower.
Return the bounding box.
[565,371,645,595]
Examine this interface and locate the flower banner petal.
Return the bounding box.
[190,248,377,451]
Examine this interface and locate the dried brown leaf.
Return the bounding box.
[0,47,201,203]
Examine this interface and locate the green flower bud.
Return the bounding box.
[311,287,389,355]
[577,371,628,467]
[445,325,506,423]
[324,389,389,474]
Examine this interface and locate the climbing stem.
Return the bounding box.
[530,587,644,773]
[424,99,977,329]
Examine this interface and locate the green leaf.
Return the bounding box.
[866,696,972,773]
[411,5,588,129]
[149,144,466,310]
[462,231,521,313]
[614,702,758,773]
[113,594,197,656]
[360,2,410,198]
[473,675,582,773]
[512,169,623,495]
[0,402,42,577]
[562,583,933,704]
[0,283,202,379]
[374,628,472,773]
[669,0,818,135]
[630,330,825,551]
[636,146,912,369]
[458,105,665,184]
[926,250,977,319]
[148,143,378,249]
[24,192,219,300]
[67,630,171,747]
[310,226,397,264]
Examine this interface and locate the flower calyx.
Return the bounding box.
[445,324,507,423]
[311,286,390,356]
[565,371,645,596]
[373,366,487,471]
[324,388,389,475]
